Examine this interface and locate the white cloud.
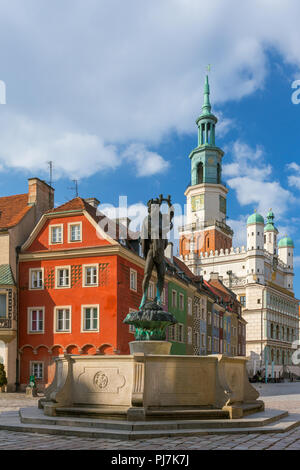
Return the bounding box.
[214,112,235,139]
[123,144,170,177]
[287,162,300,190]
[0,1,300,176]
[227,216,248,247]
[0,111,169,179]
[223,141,293,218]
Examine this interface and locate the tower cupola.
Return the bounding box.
[196,75,218,147]
[264,209,278,255]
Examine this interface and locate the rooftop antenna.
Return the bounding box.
[47,161,53,188]
[68,179,79,198]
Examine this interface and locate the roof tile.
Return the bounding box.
[0,194,32,229]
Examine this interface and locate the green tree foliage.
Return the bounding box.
[0,363,7,388]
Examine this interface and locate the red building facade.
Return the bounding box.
[18,197,144,389]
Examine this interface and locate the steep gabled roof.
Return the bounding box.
[0,193,32,230]
[47,197,139,241]
[208,279,232,303]
[173,256,196,281]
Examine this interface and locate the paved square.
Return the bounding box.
[1,382,300,449]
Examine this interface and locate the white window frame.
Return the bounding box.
[177,323,184,343]
[54,306,72,333]
[194,331,200,348]
[30,361,44,380]
[83,264,99,287]
[128,308,136,334]
[172,290,177,308]
[68,221,82,243]
[208,335,212,351]
[55,266,71,289]
[49,224,63,245]
[0,291,7,319]
[179,293,184,311]
[130,269,137,292]
[201,333,206,348]
[28,307,45,334]
[29,268,44,290]
[188,297,192,316]
[187,326,192,344]
[81,305,99,332]
[168,324,176,341]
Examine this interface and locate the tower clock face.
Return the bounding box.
[191,194,204,211]
[208,157,214,164]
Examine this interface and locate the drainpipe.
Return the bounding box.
[261,286,267,372]
[15,246,21,392]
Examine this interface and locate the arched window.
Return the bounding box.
[201,124,205,145]
[207,123,211,144]
[270,323,274,339]
[276,350,280,364]
[207,238,210,251]
[197,162,203,184]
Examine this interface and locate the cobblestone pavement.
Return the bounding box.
[1,382,300,450]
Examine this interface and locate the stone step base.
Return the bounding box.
[56,406,230,420]
[0,408,297,440]
[53,402,264,421]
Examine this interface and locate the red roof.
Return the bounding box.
[47,197,137,240]
[0,193,32,229]
[209,279,232,302]
[173,256,196,280]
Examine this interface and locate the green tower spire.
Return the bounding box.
[201,75,212,116]
[189,73,224,187]
[196,74,217,148]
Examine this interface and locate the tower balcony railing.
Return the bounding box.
[186,180,227,190]
[179,219,233,236]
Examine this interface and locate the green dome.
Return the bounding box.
[278,236,294,248]
[247,212,264,225]
[264,223,278,233]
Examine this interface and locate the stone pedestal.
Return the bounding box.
[129,341,171,355]
[41,353,264,420]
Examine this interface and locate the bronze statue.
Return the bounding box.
[139,194,174,309]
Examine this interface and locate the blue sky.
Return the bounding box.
[0,0,299,297]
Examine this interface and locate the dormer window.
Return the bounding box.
[68,222,82,242]
[50,224,63,244]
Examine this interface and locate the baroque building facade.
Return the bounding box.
[179,76,299,376]
[0,178,54,391]
[18,195,246,390]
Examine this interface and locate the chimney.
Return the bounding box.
[28,178,54,222]
[165,242,174,263]
[209,272,219,281]
[114,217,131,239]
[85,197,100,209]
